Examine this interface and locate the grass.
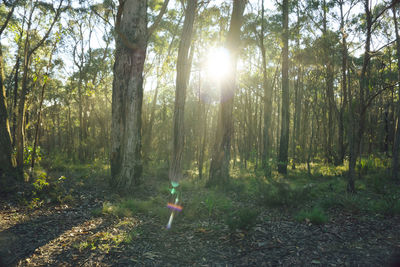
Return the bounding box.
[295,206,329,224]
[98,196,169,219]
[225,208,260,231]
[26,155,400,232]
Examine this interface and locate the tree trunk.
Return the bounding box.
[15,0,63,178]
[30,42,57,177]
[169,0,197,183]
[260,0,273,178]
[278,0,290,174]
[337,0,348,165]
[208,0,246,187]
[392,3,400,180]
[0,43,15,176]
[349,0,372,192]
[111,0,148,191]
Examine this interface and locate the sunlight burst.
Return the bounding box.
[205,47,231,80]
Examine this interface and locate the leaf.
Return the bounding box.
[311,260,321,264]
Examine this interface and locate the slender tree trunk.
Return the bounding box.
[260,0,273,178]
[0,2,17,178]
[0,44,15,176]
[16,42,31,177]
[11,56,20,147]
[278,0,290,174]
[208,0,247,187]
[15,0,63,178]
[338,0,348,165]
[30,42,57,177]
[169,0,197,183]
[392,3,400,180]
[347,0,372,193]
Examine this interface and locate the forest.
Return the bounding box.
[1,0,400,265]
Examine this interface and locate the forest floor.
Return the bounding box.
[0,162,400,266]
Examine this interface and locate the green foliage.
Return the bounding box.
[73,231,126,253]
[24,145,42,166]
[32,171,49,191]
[183,189,233,221]
[368,197,400,216]
[295,206,329,225]
[225,208,259,231]
[365,173,389,194]
[357,156,389,174]
[100,197,169,219]
[204,191,232,217]
[250,179,312,208]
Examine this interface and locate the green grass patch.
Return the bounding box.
[183,189,233,221]
[225,208,259,231]
[295,206,329,224]
[100,196,169,219]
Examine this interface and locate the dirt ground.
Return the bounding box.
[1,179,399,267]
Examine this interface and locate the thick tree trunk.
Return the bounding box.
[278,0,290,174]
[208,0,246,187]
[111,0,147,191]
[392,3,400,180]
[169,0,197,183]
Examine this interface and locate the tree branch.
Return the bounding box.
[0,0,17,36]
[147,0,170,39]
[362,81,400,116]
[371,0,400,26]
[29,0,64,57]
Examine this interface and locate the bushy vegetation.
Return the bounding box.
[295,206,329,224]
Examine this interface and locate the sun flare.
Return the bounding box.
[205,47,231,79]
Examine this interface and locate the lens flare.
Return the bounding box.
[167,203,183,211]
[205,47,231,80]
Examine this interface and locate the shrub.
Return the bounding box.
[252,180,311,208]
[295,206,328,224]
[368,197,400,216]
[225,208,259,231]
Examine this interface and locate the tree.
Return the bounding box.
[207,0,247,187]
[392,2,400,180]
[277,0,290,174]
[15,0,64,178]
[169,0,197,183]
[0,2,16,177]
[259,0,273,177]
[111,0,169,191]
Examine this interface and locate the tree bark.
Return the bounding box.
[278,0,290,174]
[169,0,197,183]
[207,0,247,187]
[392,3,400,180]
[15,0,63,178]
[30,40,58,177]
[259,0,273,178]
[111,0,148,191]
[0,4,16,177]
[0,44,15,177]
[337,0,348,166]
[348,0,372,193]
